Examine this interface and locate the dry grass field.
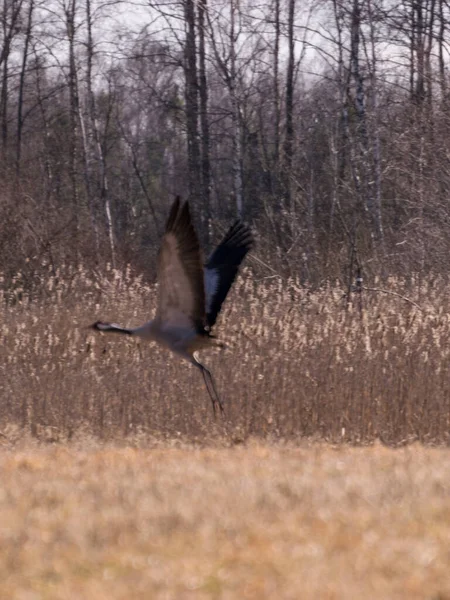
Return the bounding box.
[1,267,450,597]
[0,442,449,599]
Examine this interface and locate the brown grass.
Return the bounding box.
[1,265,450,443]
[0,442,449,599]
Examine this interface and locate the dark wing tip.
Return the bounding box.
[164,197,196,240]
[204,221,254,328]
[165,196,182,233]
[205,221,254,270]
[177,199,194,233]
[228,220,254,251]
[221,220,253,249]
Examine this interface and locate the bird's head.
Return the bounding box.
[90,321,109,331]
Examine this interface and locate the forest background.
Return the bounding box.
[0,0,446,287]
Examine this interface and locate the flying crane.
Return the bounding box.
[92,196,253,415]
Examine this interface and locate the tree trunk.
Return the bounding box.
[1,0,10,155]
[85,0,111,265]
[0,0,24,159]
[283,0,295,204]
[230,0,243,217]
[66,0,81,256]
[366,0,384,244]
[438,0,446,99]
[414,0,425,104]
[329,0,347,241]
[273,0,280,172]
[349,0,383,241]
[197,0,211,243]
[183,0,201,204]
[16,0,34,174]
[424,0,435,109]
[34,50,53,189]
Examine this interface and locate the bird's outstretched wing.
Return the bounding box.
[156,197,206,332]
[204,221,254,328]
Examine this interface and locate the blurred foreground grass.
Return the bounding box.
[0,441,449,599]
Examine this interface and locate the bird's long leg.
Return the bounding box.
[192,353,224,416]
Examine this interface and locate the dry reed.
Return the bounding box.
[1,265,450,444]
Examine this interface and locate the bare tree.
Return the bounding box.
[16,0,34,173]
[183,0,201,204]
[283,0,295,204]
[1,0,24,156]
[84,0,114,265]
[64,0,81,250]
[273,0,280,173]
[197,0,211,240]
[206,0,244,217]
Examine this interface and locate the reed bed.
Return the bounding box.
[1,265,450,444]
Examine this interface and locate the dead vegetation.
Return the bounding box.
[1,265,450,444]
[0,443,449,599]
[1,268,450,598]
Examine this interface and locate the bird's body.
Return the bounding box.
[92,197,253,414]
[95,318,212,355]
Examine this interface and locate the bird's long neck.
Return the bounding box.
[95,322,133,335]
